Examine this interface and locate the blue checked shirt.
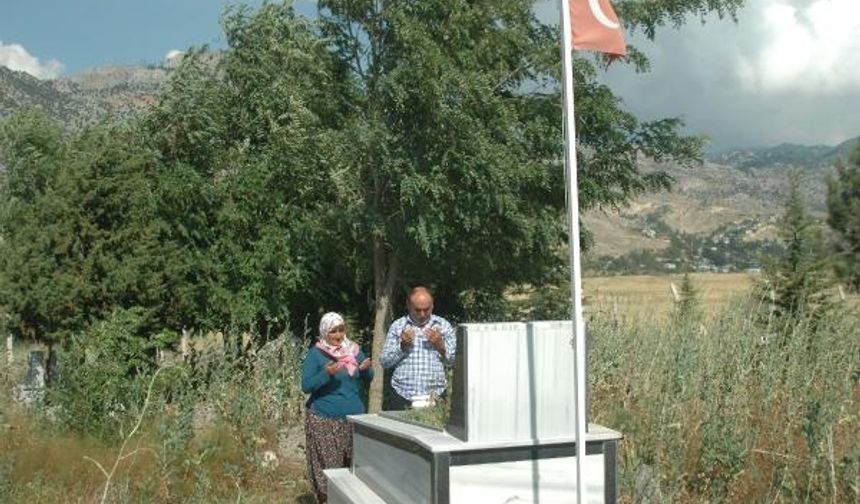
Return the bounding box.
[380,314,456,400]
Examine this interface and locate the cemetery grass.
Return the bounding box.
[587,295,860,503]
[0,334,317,504]
[0,274,857,503]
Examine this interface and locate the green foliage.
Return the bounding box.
[1,1,751,359]
[826,140,860,290]
[47,308,159,438]
[674,269,701,321]
[0,111,74,344]
[145,7,342,334]
[0,112,190,346]
[759,171,832,322]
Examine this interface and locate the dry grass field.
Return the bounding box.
[583,272,759,317]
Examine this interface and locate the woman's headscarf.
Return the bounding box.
[315,312,360,376]
[318,312,345,340]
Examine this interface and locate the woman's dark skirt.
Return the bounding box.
[304,410,353,503]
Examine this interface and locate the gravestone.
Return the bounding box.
[14,350,46,405]
[326,321,622,504]
[47,350,60,384]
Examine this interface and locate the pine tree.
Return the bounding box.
[760,171,831,322]
[675,268,701,322]
[826,140,860,290]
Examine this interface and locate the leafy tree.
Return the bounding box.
[760,171,831,322]
[0,111,186,353]
[0,111,71,346]
[145,9,345,337]
[826,140,860,290]
[315,0,742,409]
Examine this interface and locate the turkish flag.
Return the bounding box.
[570,0,627,57]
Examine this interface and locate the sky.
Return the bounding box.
[1,0,859,151]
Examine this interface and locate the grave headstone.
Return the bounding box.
[14,350,46,405]
[47,350,60,384]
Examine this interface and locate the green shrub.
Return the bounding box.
[47,308,161,439]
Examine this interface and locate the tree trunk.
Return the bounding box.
[368,240,397,413]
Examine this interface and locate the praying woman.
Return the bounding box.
[301,312,373,503]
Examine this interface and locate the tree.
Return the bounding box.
[760,171,830,322]
[145,10,346,338]
[72,0,746,410]
[0,110,74,346]
[0,111,183,353]
[316,0,742,410]
[826,140,860,290]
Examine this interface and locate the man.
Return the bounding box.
[380,286,456,410]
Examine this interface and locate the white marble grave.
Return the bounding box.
[326,321,622,504]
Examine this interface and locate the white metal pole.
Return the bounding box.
[5,334,11,365]
[558,1,587,503]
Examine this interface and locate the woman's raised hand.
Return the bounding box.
[325,362,340,376]
[359,358,372,371]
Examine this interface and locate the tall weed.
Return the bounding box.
[589,297,860,502]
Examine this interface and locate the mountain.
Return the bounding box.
[0,66,105,129]
[584,140,859,273]
[707,138,859,170]
[0,64,168,129]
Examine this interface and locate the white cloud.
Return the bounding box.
[164,49,183,61]
[594,0,860,149]
[0,41,64,79]
[736,0,860,93]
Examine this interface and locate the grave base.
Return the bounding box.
[326,414,621,504]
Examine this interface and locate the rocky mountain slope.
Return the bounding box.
[583,139,858,272]
[0,64,167,128]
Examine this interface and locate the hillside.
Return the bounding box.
[0,64,167,128]
[707,138,859,170]
[583,140,858,273]
[585,153,832,253]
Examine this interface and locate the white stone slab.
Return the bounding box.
[326,468,387,504]
[349,414,621,453]
[352,431,432,504]
[449,453,607,504]
[453,321,578,443]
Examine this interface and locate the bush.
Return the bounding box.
[47,308,162,439]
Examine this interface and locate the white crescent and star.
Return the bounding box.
[588,0,621,30]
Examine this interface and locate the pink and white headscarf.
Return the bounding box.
[315,312,360,376]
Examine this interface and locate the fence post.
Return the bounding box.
[6,334,12,365]
[669,282,680,302]
[181,328,190,360]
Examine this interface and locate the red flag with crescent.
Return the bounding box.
[570,0,627,57]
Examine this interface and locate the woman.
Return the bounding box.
[302,312,373,503]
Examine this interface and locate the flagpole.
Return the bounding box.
[558,1,587,503]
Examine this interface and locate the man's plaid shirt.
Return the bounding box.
[380,314,456,401]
